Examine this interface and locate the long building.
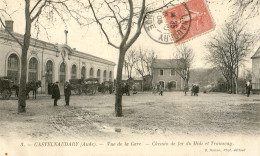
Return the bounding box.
[0,20,115,94]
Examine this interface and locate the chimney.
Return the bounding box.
[5,20,14,32]
[64,30,68,44]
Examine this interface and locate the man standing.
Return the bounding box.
[159,84,163,96]
[246,80,252,97]
[64,81,72,106]
[52,81,60,106]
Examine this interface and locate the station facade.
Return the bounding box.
[0,21,115,94]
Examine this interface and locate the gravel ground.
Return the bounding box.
[0,91,259,141]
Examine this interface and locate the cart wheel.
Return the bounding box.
[2,90,10,100]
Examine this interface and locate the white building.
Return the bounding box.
[251,47,260,90]
[0,20,115,94]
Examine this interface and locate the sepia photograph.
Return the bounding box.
[0,0,259,155]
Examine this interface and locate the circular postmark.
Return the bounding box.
[144,6,174,44]
[164,3,191,43]
[144,2,191,44]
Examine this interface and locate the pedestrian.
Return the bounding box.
[159,84,163,96]
[132,83,137,94]
[193,85,199,96]
[109,83,113,94]
[246,80,252,97]
[184,84,189,96]
[191,84,194,96]
[125,83,130,96]
[52,81,60,106]
[64,81,71,106]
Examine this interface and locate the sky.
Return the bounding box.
[1,0,260,71]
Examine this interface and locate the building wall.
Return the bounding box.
[252,58,260,89]
[0,34,115,94]
[152,68,183,90]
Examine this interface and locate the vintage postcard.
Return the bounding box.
[0,0,259,155]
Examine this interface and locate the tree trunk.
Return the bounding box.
[234,77,238,94]
[18,0,31,113]
[18,46,29,113]
[115,49,126,117]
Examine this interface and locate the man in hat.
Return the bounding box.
[64,81,72,106]
[52,81,61,106]
[246,80,252,97]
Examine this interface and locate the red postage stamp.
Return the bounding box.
[163,0,215,44]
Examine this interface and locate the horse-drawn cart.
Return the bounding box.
[69,78,99,95]
[99,81,114,94]
[0,77,14,100]
[69,79,84,95]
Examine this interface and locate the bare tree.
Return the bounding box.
[134,48,156,77]
[134,48,156,91]
[87,0,174,117]
[124,48,138,79]
[173,45,194,89]
[205,20,256,93]
[0,0,86,113]
[229,0,260,17]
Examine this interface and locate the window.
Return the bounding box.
[81,67,86,79]
[89,68,94,78]
[171,69,176,76]
[97,69,100,82]
[7,53,20,84]
[160,69,164,76]
[103,70,107,82]
[109,71,113,81]
[60,62,66,84]
[28,57,38,81]
[71,64,77,79]
[46,60,53,83]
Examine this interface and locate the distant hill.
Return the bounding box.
[189,68,223,86]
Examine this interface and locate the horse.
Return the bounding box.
[12,84,20,97]
[26,80,42,99]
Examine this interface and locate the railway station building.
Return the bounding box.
[0,20,115,94]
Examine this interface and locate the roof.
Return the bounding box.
[251,47,260,59]
[152,59,184,69]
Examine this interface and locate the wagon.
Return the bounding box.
[82,78,99,95]
[69,79,84,95]
[69,78,99,95]
[0,77,14,99]
[99,81,113,94]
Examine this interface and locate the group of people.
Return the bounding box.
[122,83,138,95]
[51,81,71,106]
[152,84,164,96]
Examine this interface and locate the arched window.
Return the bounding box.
[103,70,107,82]
[89,68,94,78]
[81,66,86,79]
[97,69,101,82]
[7,53,20,84]
[60,62,66,84]
[71,64,77,79]
[109,71,112,81]
[28,57,38,81]
[46,60,53,83]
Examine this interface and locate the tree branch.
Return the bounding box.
[88,0,119,49]
[0,18,23,47]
